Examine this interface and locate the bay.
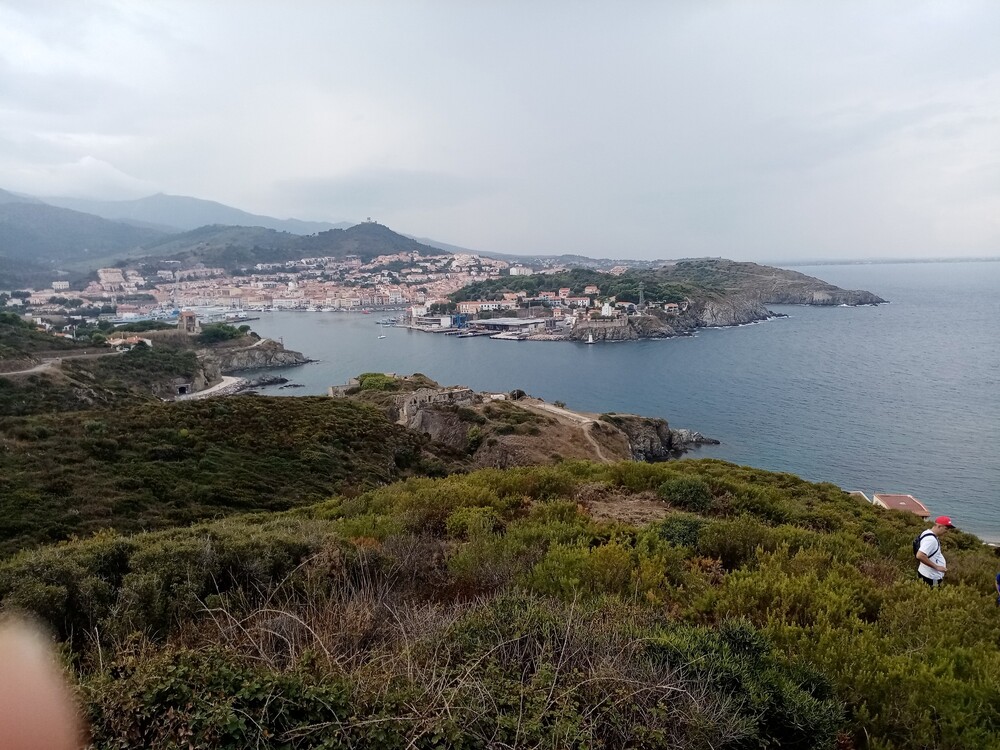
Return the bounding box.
[245,261,1000,542]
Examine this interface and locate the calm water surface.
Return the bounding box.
[246,261,1000,542]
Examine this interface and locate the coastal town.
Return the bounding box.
[0,247,687,341]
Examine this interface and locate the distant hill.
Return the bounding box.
[0,188,43,205]
[0,202,166,263]
[453,258,886,307]
[475,249,667,269]
[137,225,297,266]
[136,221,449,269]
[43,193,353,235]
[290,221,447,261]
[0,254,55,289]
[406,235,482,255]
[0,188,463,277]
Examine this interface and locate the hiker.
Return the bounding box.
[995,570,1000,607]
[916,515,955,587]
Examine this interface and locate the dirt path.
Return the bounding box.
[519,399,612,462]
[0,360,55,376]
[0,350,123,377]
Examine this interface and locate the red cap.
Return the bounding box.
[934,515,955,528]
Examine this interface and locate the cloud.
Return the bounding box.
[4,156,156,199]
[0,2,999,259]
[271,170,492,221]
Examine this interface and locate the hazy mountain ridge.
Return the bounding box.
[0,189,451,285]
[42,193,353,234]
[132,221,448,268]
[0,202,167,262]
[0,188,44,205]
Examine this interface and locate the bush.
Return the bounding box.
[658,476,714,513]
[357,372,398,391]
[649,513,706,549]
[197,323,244,344]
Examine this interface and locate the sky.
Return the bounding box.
[1,1,999,262]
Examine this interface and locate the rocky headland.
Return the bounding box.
[563,295,782,342]
[458,258,885,343]
[600,413,720,460]
[200,336,310,374]
[336,373,715,469]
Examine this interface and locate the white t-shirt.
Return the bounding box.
[917,531,945,581]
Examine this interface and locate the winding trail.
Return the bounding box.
[0,350,122,377]
[518,399,612,462]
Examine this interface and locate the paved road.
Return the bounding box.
[175,375,246,400]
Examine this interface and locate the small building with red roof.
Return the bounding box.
[872,493,931,520]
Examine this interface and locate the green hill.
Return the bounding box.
[0,396,462,555]
[2,459,997,748]
[139,221,447,269]
[453,259,885,306]
[0,312,90,371]
[0,202,166,262]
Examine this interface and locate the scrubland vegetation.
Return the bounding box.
[0,397,460,555]
[0,311,88,364]
[2,458,998,748]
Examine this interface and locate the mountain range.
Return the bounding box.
[0,188,459,288]
[41,193,353,234]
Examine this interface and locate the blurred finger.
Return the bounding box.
[0,618,83,750]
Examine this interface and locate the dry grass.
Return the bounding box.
[145,546,754,749]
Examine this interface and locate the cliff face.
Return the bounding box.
[600,414,717,461]
[605,414,676,461]
[568,315,676,342]
[204,338,308,373]
[761,288,884,305]
[693,296,775,327]
[402,407,470,452]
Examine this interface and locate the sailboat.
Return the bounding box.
[586,332,595,345]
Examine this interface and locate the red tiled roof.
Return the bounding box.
[873,493,930,517]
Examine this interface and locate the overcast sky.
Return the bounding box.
[2,1,999,261]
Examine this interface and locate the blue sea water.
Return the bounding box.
[246,261,1000,542]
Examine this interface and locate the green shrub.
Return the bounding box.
[658,476,715,513]
[197,323,244,343]
[697,516,774,570]
[650,618,843,748]
[648,513,706,548]
[357,372,399,391]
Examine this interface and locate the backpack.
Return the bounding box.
[913,530,940,559]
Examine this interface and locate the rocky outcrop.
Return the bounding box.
[402,407,471,452]
[600,414,718,461]
[568,315,675,342]
[204,338,309,373]
[669,428,721,452]
[761,288,885,305]
[607,414,675,461]
[693,296,775,327]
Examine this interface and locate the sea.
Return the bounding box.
[244,261,1000,543]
